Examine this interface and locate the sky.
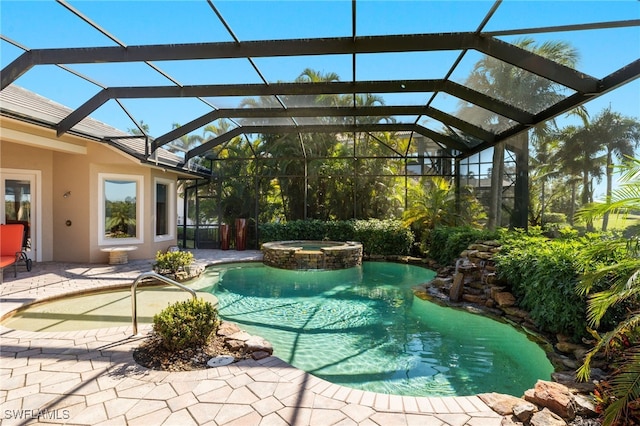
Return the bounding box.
[1,0,639,197]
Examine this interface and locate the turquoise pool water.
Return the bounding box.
[196,262,554,397]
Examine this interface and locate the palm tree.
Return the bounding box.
[105,199,136,237]
[296,68,342,110]
[167,122,203,155]
[460,38,580,229]
[546,108,640,231]
[588,108,640,231]
[553,120,606,231]
[127,120,150,136]
[239,69,401,221]
[169,123,206,210]
[403,176,485,235]
[530,104,590,225]
[238,69,344,220]
[530,134,561,225]
[349,95,403,219]
[576,157,640,425]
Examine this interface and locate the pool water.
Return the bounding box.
[196,262,554,397]
[1,286,217,332]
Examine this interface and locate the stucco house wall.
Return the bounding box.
[1,109,184,264]
[1,133,54,262]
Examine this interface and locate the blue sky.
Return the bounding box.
[1,0,639,178]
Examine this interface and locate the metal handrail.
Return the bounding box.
[131,271,197,335]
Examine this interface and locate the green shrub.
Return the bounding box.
[286,219,329,240]
[258,222,287,242]
[541,222,576,239]
[426,226,500,265]
[259,219,334,242]
[495,231,590,341]
[258,219,413,256]
[323,220,356,241]
[153,250,194,275]
[494,229,631,342]
[542,212,567,224]
[352,219,414,256]
[153,298,219,351]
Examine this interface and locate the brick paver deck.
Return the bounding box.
[0,250,503,425]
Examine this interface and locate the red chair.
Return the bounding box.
[0,224,25,282]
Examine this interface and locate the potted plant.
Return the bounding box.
[153,250,194,278]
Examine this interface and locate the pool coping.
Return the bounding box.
[0,249,504,426]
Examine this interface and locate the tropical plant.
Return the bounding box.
[588,109,640,231]
[168,122,203,154]
[529,132,577,226]
[153,250,194,276]
[127,120,150,136]
[236,68,404,222]
[576,157,640,425]
[460,37,580,229]
[544,107,640,231]
[403,176,486,239]
[495,229,593,341]
[555,124,605,231]
[214,137,259,224]
[105,199,136,237]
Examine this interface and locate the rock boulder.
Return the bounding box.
[524,380,576,420]
[478,392,528,416]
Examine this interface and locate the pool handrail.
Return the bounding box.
[131,271,197,335]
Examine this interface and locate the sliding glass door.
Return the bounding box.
[2,170,39,261]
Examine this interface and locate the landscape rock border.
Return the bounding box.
[479,378,599,425]
[216,321,274,361]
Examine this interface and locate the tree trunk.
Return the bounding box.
[582,170,594,232]
[602,150,613,231]
[488,142,505,230]
[511,134,529,230]
[540,177,545,226]
[569,180,576,226]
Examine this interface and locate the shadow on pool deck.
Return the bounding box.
[0,249,503,426]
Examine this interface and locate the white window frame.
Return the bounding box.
[154,177,175,242]
[98,173,144,246]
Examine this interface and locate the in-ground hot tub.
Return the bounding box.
[261,240,363,270]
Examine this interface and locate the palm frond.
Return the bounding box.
[578,314,640,382]
[603,345,640,426]
[585,267,640,327]
[577,185,640,221]
[577,239,639,295]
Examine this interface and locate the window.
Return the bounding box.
[156,182,168,235]
[99,174,143,245]
[154,178,175,241]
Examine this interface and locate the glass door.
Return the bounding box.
[2,171,37,261]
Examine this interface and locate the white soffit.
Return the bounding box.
[1,126,87,155]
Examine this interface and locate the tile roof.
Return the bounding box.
[0,85,185,168]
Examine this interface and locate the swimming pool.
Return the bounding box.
[2,261,553,397]
[194,262,554,397]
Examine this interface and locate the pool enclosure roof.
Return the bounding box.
[1,1,639,176]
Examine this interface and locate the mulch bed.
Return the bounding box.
[133,332,249,371]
